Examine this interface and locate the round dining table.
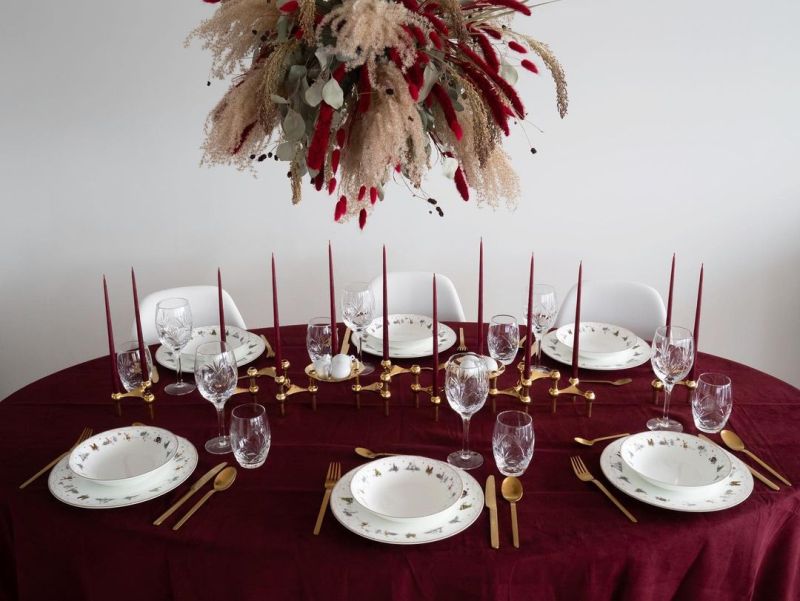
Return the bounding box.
[1,323,798,601]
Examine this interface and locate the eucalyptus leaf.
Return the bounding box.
[276,141,297,161]
[442,156,459,179]
[270,94,289,104]
[322,78,344,109]
[500,62,519,86]
[377,185,385,201]
[277,16,289,43]
[282,109,306,142]
[305,78,324,107]
[419,64,439,103]
[315,48,333,70]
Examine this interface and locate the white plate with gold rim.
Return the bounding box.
[600,437,753,513]
[49,437,198,509]
[542,330,651,371]
[331,464,483,544]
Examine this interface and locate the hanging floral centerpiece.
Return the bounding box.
[189,0,567,227]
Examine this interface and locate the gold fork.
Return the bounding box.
[19,427,93,489]
[457,327,468,352]
[313,462,341,535]
[570,456,637,523]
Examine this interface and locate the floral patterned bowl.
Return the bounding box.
[620,432,732,491]
[350,456,464,524]
[68,426,179,487]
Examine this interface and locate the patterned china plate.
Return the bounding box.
[331,464,483,544]
[600,437,753,512]
[155,326,265,373]
[49,437,198,509]
[541,331,651,371]
[354,317,456,359]
[555,322,639,357]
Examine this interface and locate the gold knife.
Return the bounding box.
[485,475,499,549]
[341,328,352,355]
[153,462,228,526]
[697,434,779,491]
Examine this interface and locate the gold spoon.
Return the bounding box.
[720,430,792,486]
[579,378,633,386]
[574,433,630,447]
[173,466,237,531]
[355,447,398,459]
[500,477,523,548]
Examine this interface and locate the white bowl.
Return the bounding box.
[69,426,179,487]
[180,326,246,366]
[350,456,464,523]
[620,432,732,491]
[556,322,638,358]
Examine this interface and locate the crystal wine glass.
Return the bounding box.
[307,317,332,362]
[194,341,238,454]
[445,352,490,470]
[492,410,535,476]
[155,297,195,395]
[116,340,153,391]
[648,325,695,432]
[487,314,520,366]
[523,284,558,372]
[342,282,376,375]
[692,373,733,433]
[230,403,271,469]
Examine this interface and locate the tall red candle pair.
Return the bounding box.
[103,276,120,394]
[432,274,439,394]
[524,254,534,379]
[328,243,338,354]
[131,269,149,383]
[571,262,583,380]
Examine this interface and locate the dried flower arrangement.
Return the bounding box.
[189,0,567,227]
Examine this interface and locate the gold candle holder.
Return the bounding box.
[651,378,697,405]
[408,364,444,419]
[489,362,559,413]
[111,379,155,420]
[352,359,414,416]
[231,367,261,403]
[549,374,596,417]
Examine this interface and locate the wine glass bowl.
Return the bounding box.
[445,352,489,470]
[155,297,195,395]
[194,341,238,454]
[487,314,520,366]
[523,284,558,371]
[342,282,376,375]
[648,325,694,432]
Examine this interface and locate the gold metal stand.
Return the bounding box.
[408,364,444,420]
[549,374,596,417]
[489,363,560,413]
[111,379,155,420]
[352,359,414,416]
[651,378,697,405]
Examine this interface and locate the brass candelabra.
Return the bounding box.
[549,373,596,417]
[111,379,155,420]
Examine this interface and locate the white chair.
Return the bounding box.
[554,281,666,341]
[368,272,466,322]
[131,285,247,345]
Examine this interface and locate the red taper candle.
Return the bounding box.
[477,239,484,355]
[131,268,149,383]
[271,254,283,368]
[666,253,675,328]
[382,245,389,362]
[328,242,338,354]
[571,262,583,380]
[103,276,120,394]
[217,268,226,343]
[432,274,439,394]
[524,254,534,379]
[690,264,703,380]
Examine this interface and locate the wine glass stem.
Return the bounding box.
[357,329,364,366]
[461,416,472,459]
[662,382,674,423]
[535,332,543,365]
[216,405,226,440]
[175,352,183,385]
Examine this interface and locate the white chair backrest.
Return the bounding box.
[130,285,247,345]
[367,272,466,322]
[554,281,666,341]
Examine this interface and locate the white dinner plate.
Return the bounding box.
[541,330,651,371]
[555,322,638,358]
[353,321,456,359]
[600,436,753,512]
[49,437,198,509]
[366,315,438,347]
[155,326,265,373]
[331,464,483,544]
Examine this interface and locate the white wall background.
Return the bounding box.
[1,0,799,399]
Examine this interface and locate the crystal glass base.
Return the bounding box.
[205,435,232,454]
[447,450,483,470]
[164,382,196,396]
[647,417,683,432]
[359,362,375,376]
[530,364,551,374]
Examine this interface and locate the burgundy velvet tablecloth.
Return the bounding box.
[1,324,799,601]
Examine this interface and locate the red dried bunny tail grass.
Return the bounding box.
[358,185,367,201]
[508,40,527,54]
[402,0,420,11]
[458,41,525,117]
[231,121,256,154]
[454,167,469,201]
[359,209,368,229]
[335,196,347,221]
[357,67,372,113]
[429,30,443,50]
[332,64,346,82]
[424,13,449,36]
[279,0,299,12]
[403,24,428,46]
[335,128,346,147]
[521,59,539,74]
[431,84,463,140]
[327,177,337,195]
[314,172,324,191]
[484,0,531,16]
[475,33,500,73]
[307,104,333,171]
[370,187,378,204]
[331,148,341,173]
[460,62,510,135]
[481,26,502,40]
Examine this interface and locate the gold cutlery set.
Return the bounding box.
[18,427,93,490]
[154,462,237,530]
[700,430,791,491]
[313,461,342,535]
[484,475,524,548]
